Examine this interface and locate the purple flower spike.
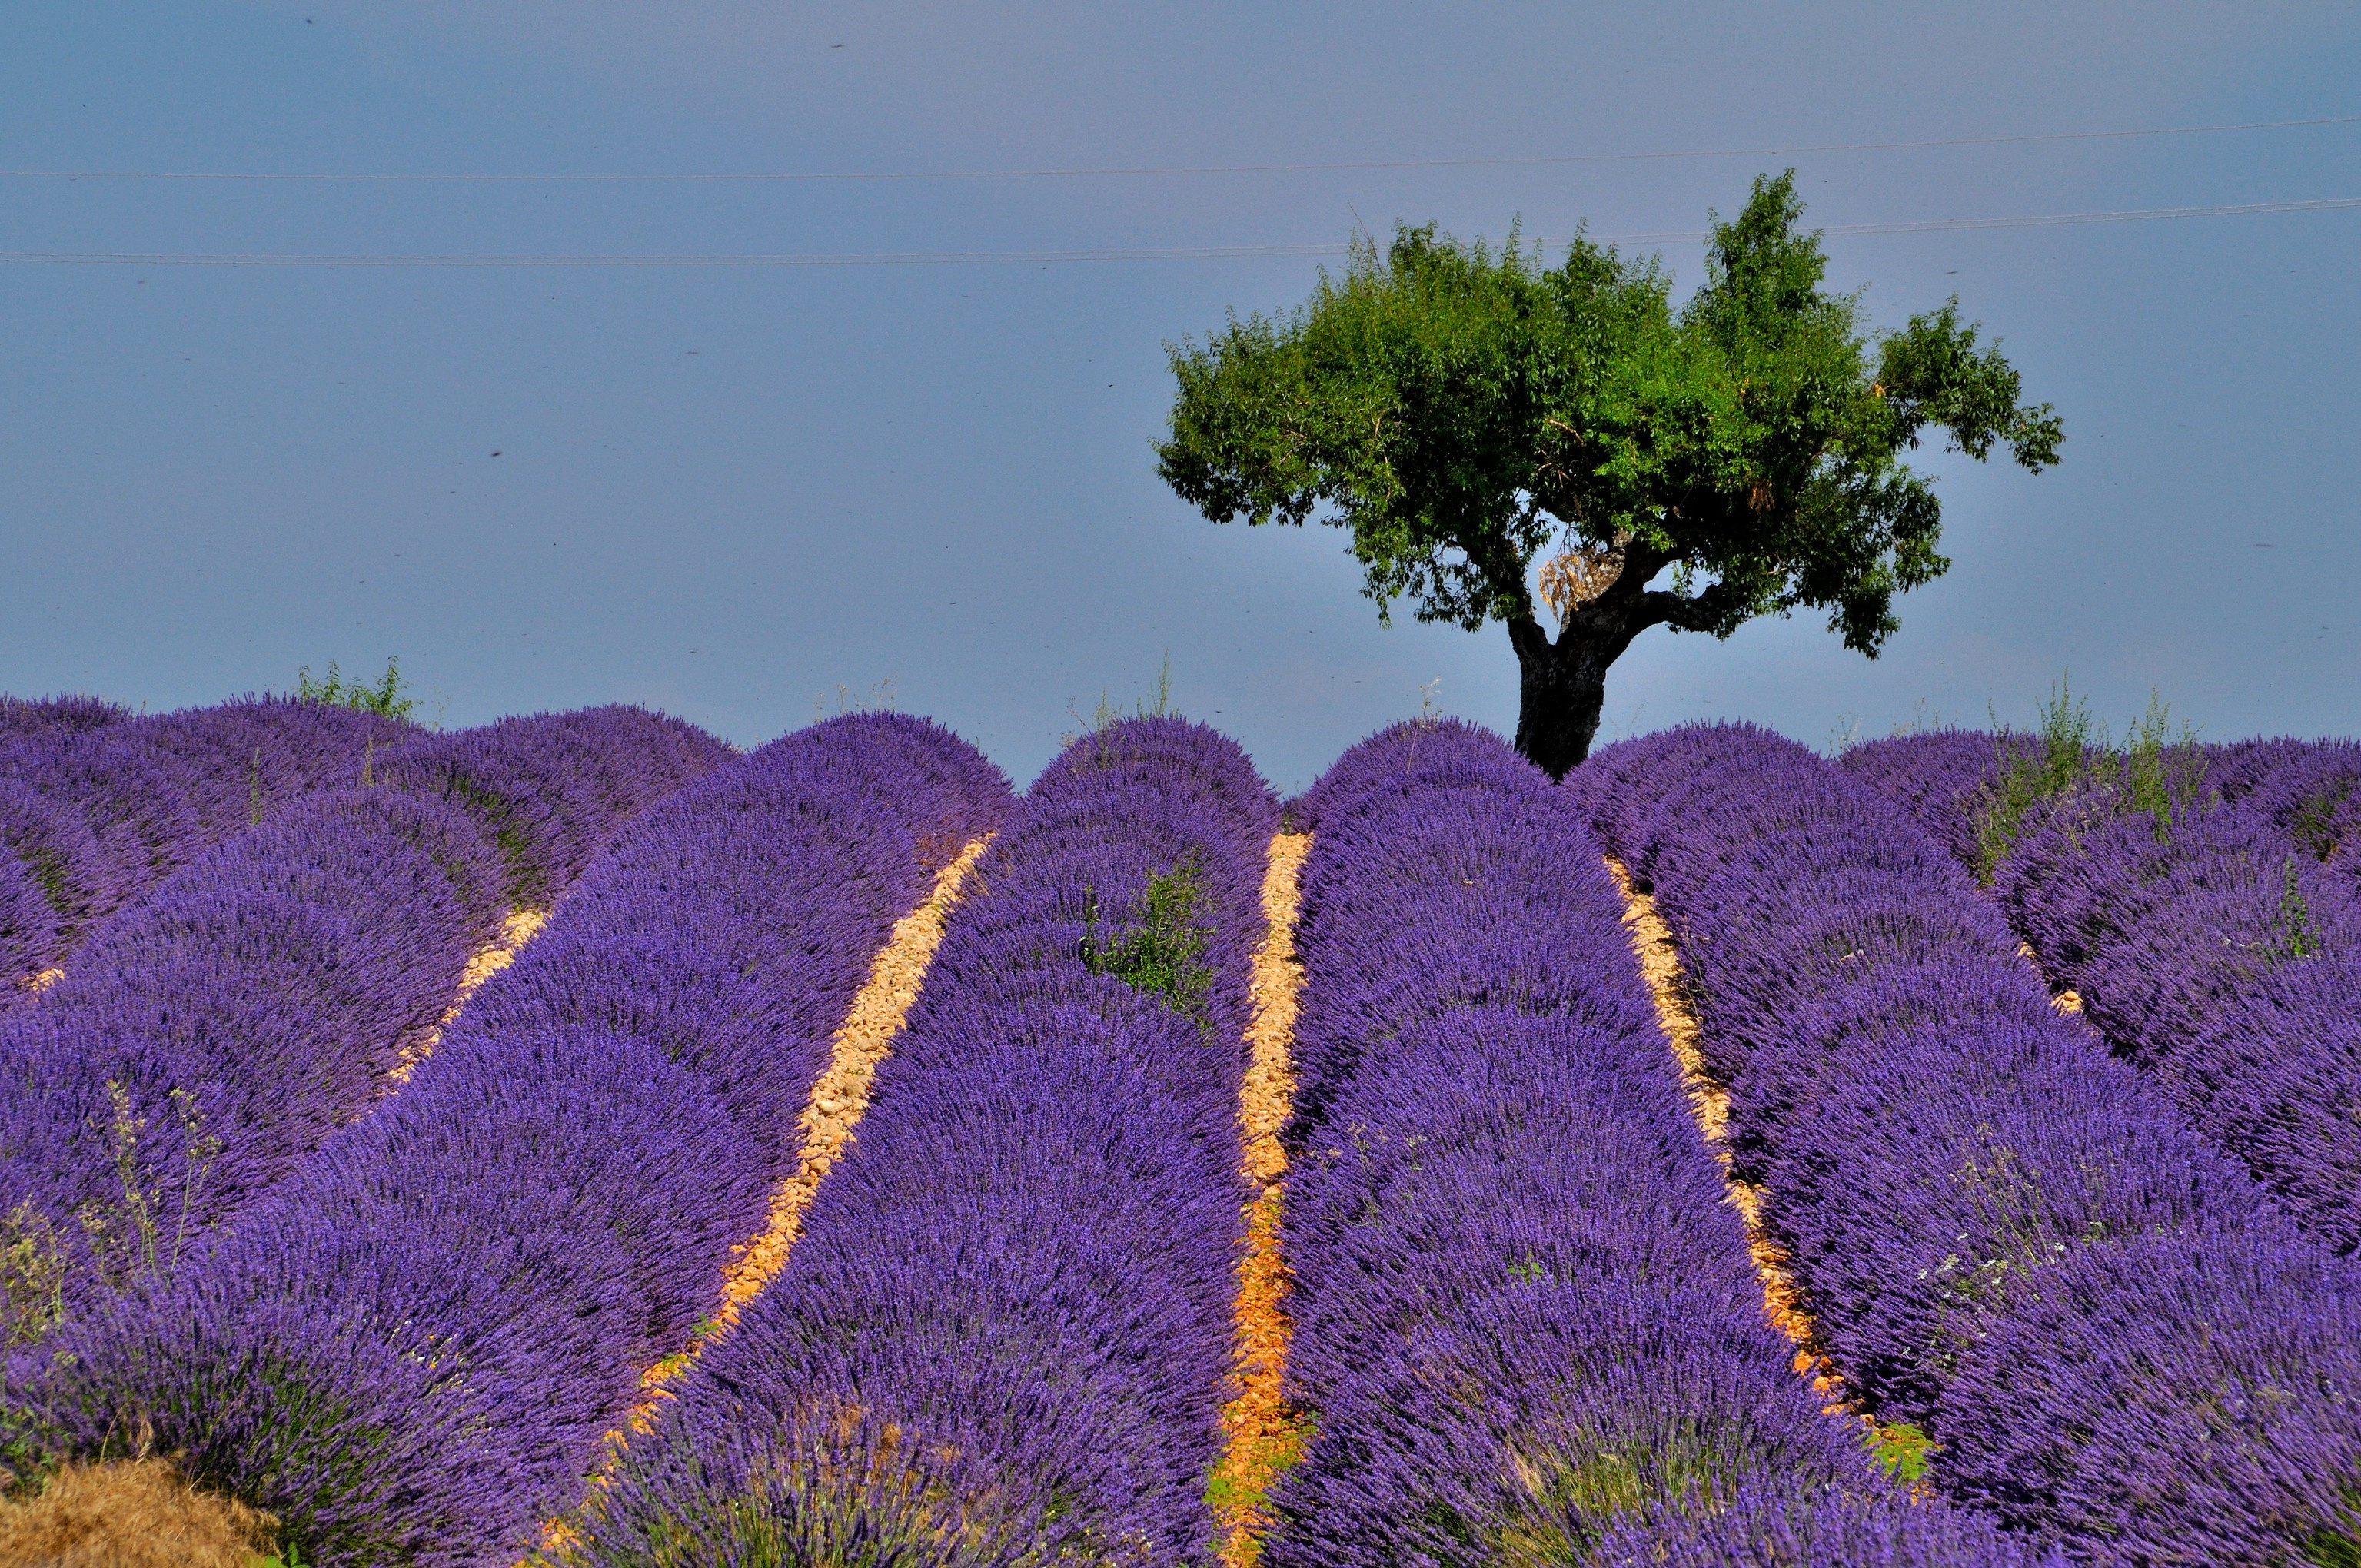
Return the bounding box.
[1264,721,1895,1568]
[1591,723,2361,1560]
[22,713,1010,1566]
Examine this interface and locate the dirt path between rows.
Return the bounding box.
[1604,858,1830,1375]
[1212,829,1312,1568]
[387,909,549,1085]
[1608,854,1944,1484]
[534,835,991,1558]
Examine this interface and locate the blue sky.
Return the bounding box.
[4,2,2357,789]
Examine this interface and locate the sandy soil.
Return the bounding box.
[1605,858,1841,1394]
[1213,830,1312,1568]
[387,909,549,1085]
[534,834,991,1560]
[2014,944,2085,1014]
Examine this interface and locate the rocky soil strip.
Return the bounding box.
[1212,829,1310,1566]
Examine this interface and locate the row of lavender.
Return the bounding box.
[1581,724,2361,1563]
[0,707,728,1345]
[2210,736,2361,877]
[1844,733,2361,1254]
[1270,722,2037,1566]
[16,713,1007,1564]
[575,718,1275,1566]
[1,696,409,995]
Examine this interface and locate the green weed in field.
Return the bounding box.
[1081,851,1215,1035]
[295,656,414,720]
[1970,677,2209,883]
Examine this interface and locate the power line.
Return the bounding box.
[4,115,2358,184]
[0,242,1342,268]
[2,194,2355,269]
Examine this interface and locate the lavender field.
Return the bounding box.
[2,693,2356,1567]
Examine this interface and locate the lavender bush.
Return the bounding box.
[0,696,126,745]
[1583,724,2361,1560]
[1591,1482,2065,1568]
[0,778,110,993]
[18,714,1009,1566]
[575,717,1273,1568]
[374,704,732,909]
[0,699,412,994]
[0,706,732,1347]
[1265,722,1904,1566]
[0,789,510,1337]
[0,855,50,1003]
[0,729,205,936]
[1846,733,2361,1254]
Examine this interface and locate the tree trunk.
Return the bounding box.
[1508,615,1620,779]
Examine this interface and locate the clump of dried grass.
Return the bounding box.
[0,1459,278,1568]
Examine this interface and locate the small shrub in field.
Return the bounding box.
[294,659,412,721]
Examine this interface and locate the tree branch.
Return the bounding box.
[1639,579,1747,635]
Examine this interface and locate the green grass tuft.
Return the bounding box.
[1869,1422,1937,1483]
[1081,851,1215,1034]
[295,657,414,720]
[1970,676,2210,884]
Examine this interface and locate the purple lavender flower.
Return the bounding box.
[578,718,1272,1568]
[1586,723,2361,1560]
[22,714,1010,1566]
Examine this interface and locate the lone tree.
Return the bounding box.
[1156,172,2062,776]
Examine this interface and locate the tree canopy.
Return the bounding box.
[1156,172,2061,772]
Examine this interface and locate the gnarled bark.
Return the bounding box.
[1507,542,1738,778]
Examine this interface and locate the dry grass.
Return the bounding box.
[1212,830,1312,1568]
[0,1460,277,1568]
[535,836,990,1560]
[22,968,63,996]
[1535,536,1630,629]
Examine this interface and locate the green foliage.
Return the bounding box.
[295,657,414,719]
[2268,855,2323,965]
[1069,653,1176,749]
[2119,692,2209,841]
[1972,677,2103,884]
[18,842,75,923]
[435,771,545,910]
[0,1202,67,1350]
[2303,1487,2361,1568]
[1201,1412,1315,1553]
[551,1420,1086,1568]
[1970,678,2210,884]
[1869,1422,1937,1483]
[1482,1425,1757,1563]
[1080,852,1215,1034]
[2289,780,2356,863]
[1156,172,2059,654]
